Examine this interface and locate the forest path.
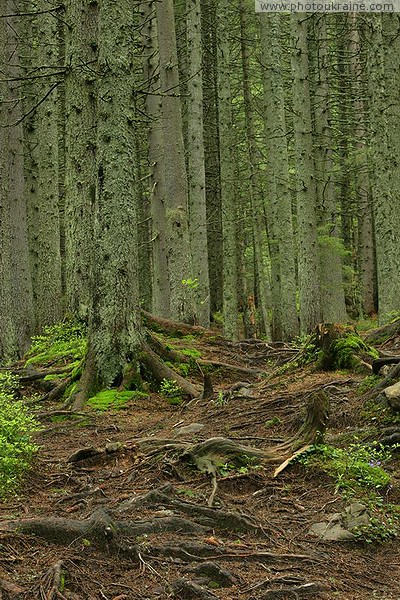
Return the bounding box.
[1,332,399,600]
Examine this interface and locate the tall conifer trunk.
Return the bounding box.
[291,13,321,334]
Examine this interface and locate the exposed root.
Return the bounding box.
[140,341,200,398]
[172,578,219,599]
[117,485,259,533]
[41,560,66,600]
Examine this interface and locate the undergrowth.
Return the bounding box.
[0,372,38,497]
[298,442,400,542]
[25,318,87,367]
[160,378,184,405]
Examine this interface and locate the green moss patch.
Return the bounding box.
[87,389,148,411]
[25,319,87,367]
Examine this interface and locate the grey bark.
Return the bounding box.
[140,0,171,318]
[186,0,211,327]
[216,0,239,340]
[24,0,63,329]
[64,0,98,318]
[290,13,321,334]
[156,0,194,323]
[312,16,347,323]
[0,2,34,358]
[260,14,299,340]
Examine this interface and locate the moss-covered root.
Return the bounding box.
[314,323,378,372]
[140,341,200,398]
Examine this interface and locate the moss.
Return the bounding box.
[178,347,201,358]
[63,381,78,400]
[43,374,65,382]
[87,389,148,411]
[317,332,378,371]
[357,375,381,395]
[25,319,86,367]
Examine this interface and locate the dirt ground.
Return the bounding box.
[1,332,400,600]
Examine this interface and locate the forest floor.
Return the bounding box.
[1,326,400,600]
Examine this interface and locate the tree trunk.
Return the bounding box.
[202,0,223,317]
[0,2,34,358]
[24,0,63,330]
[78,0,141,397]
[291,13,321,334]
[140,0,171,319]
[186,0,211,328]
[64,0,98,318]
[368,16,400,323]
[216,0,239,340]
[260,14,299,341]
[312,16,347,324]
[239,2,271,339]
[156,0,194,324]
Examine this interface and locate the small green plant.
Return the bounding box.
[265,416,282,428]
[214,391,227,407]
[160,378,183,405]
[361,399,400,425]
[177,488,196,499]
[352,506,400,543]
[0,371,20,395]
[0,392,39,497]
[25,318,86,367]
[297,443,391,493]
[182,277,199,290]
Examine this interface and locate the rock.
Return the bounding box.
[105,441,123,453]
[174,423,205,438]
[309,503,369,542]
[384,381,400,412]
[67,446,102,463]
[344,502,369,530]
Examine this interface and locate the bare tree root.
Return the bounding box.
[257,582,327,599]
[118,485,259,533]
[149,542,315,563]
[42,377,72,404]
[172,578,219,599]
[146,330,260,376]
[0,577,24,598]
[18,365,73,383]
[40,560,66,600]
[0,509,208,550]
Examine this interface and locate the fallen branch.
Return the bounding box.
[142,310,219,338]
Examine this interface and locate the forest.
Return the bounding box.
[1,1,400,599]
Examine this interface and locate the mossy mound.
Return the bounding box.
[87,389,148,411]
[314,324,378,372]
